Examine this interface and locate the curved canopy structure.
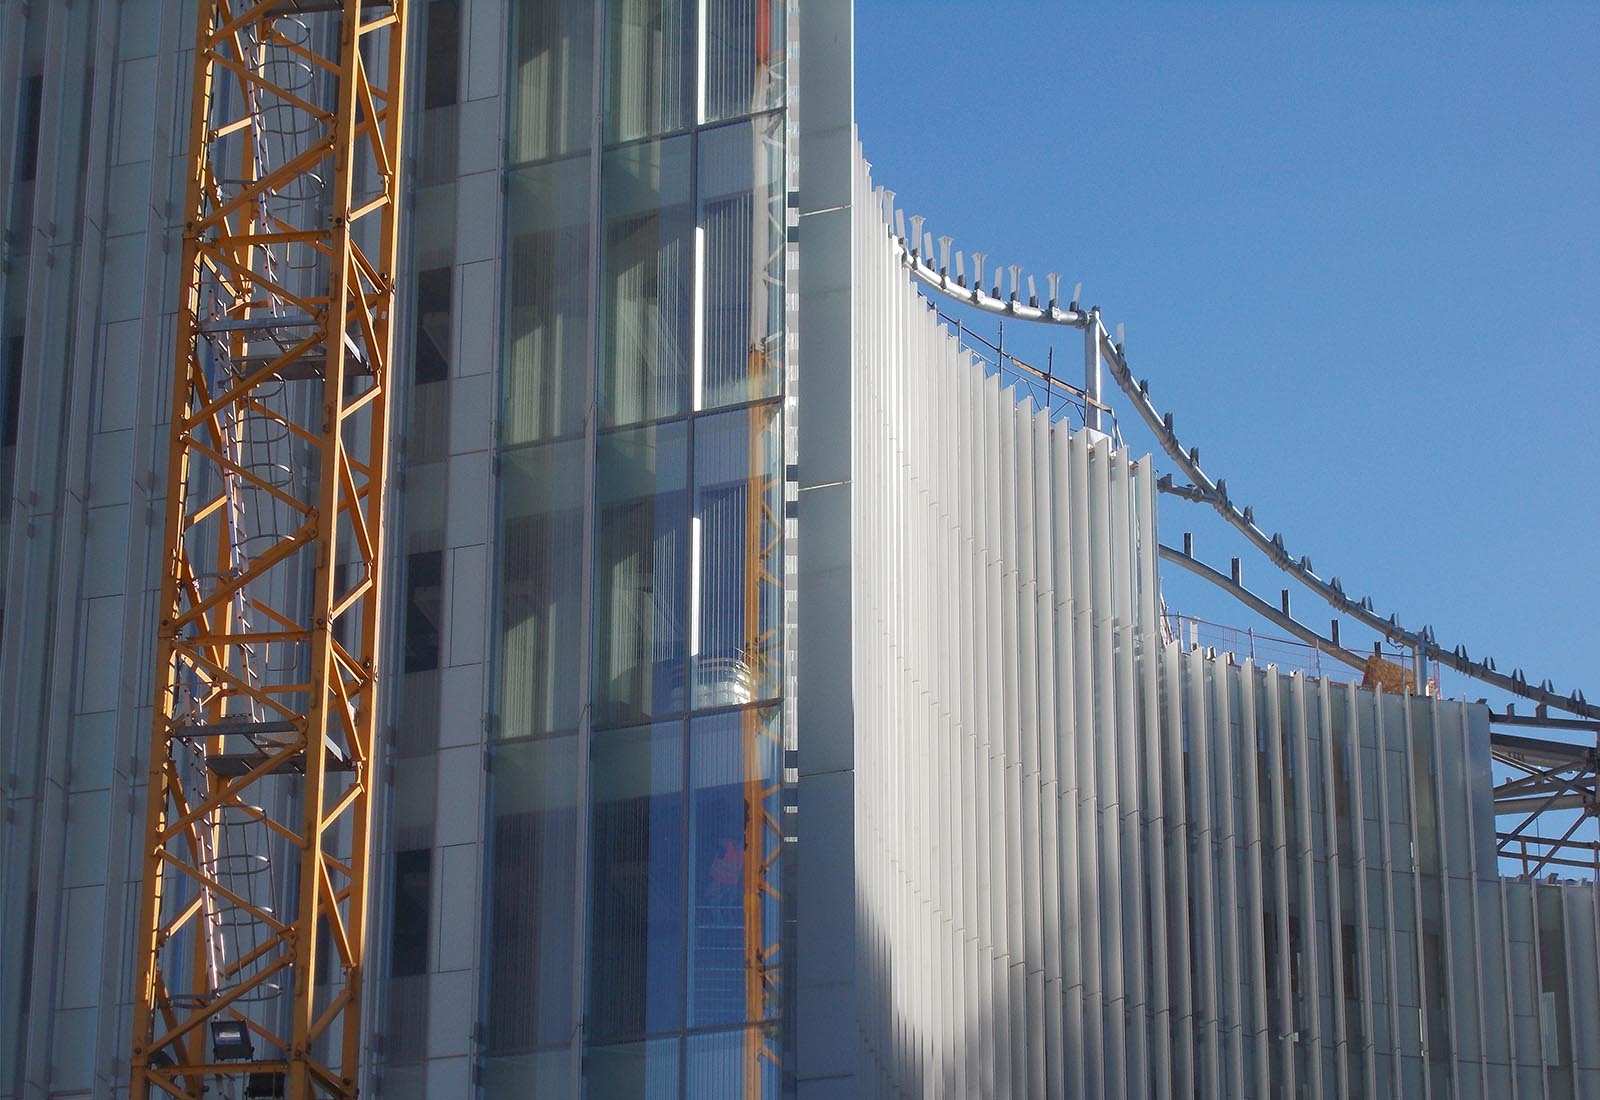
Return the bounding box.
[884,202,1596,723]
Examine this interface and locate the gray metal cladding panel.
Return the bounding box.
[0,1,198,1094]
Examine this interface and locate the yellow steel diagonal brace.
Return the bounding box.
[743,372,784,1092]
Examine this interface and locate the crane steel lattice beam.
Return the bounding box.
[1489,725,1600,877]
[130,2,406,1098]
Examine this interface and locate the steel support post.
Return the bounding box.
[1084,308,1103,433]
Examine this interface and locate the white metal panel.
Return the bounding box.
[1240,660,1271,1098]
[1292,674,1328,1100]
[1372,692,1406,1095]
[1165,640,1197,1100]
[1213,651,1246,1098]
[1188,648,1224,1100]
[1264,674,1296,1096]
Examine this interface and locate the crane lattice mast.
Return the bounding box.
[130,1,407,1097]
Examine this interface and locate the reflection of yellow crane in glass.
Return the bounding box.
[742,340,783,1094]
[130,2,407,1098]
[731,26,786,1080]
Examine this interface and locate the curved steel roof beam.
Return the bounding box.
[1157,543,1367,673]
[880,215,1599,720]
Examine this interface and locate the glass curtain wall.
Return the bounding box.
[484,2,786,1097]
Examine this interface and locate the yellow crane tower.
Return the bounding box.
[129,2,407,1097]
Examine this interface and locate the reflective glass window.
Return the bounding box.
[685,1026,780,1099]
[688,706,781,1027]
[485,736,580,1052]
[414,266,452,385]
[0,329,18,440]
[0,328,18,629]
[601,136,693,427]
[605,0,692,143]
[413,183,457,273]
[5,25,43,248]
[697,118,783,411]
[410,182,457,461]
[507,155,592,444]
[511,0,595,163]
[410,264,452,459]
[416,2,463,185]
[392,753,439,851]
[704,0,784,124]
[394,534,444,758]
[690,404,781,708]
[386,758,437,1053]
[487,0,790,1082]
[595,422,689,725]
[588,722,685,1040]
[403,550,443,673]
[499,438,586,738]
[584,1036,679,1099]
[380,1039,427,1088]
[15,74,42,182]
[389,848,431,977]
[423,0,462,109]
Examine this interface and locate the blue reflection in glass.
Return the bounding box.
[688,707,781,1027]
[686,1026,780,1100]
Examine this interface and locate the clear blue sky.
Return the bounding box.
[855,1,1599,713]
